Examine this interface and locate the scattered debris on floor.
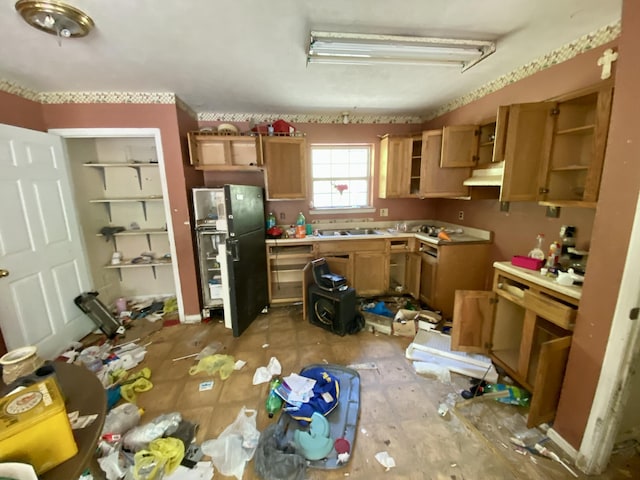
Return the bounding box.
[406,329,499,383]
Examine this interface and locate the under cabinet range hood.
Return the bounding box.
[463,161,504,187]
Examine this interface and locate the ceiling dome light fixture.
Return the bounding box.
[15,0,94,38]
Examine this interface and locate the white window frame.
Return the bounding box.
[309,143,375,214]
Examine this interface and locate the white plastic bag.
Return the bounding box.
[201,407,260,480]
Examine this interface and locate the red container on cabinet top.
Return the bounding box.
[511,255,544,271]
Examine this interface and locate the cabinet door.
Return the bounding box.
[324,255,352,284]
[526,335,572,427]
[264,137,307,200]
[409,134,424,196]
[476,106,510,166]
[441,125,480,167]
[492,106,510,164]
[354,252,388,296]
[451,290,494,354]
[405,252,421,299]
[379,135,411,198]
[500,102,555,202]
[419,130,470,198]
[419,249,438,306]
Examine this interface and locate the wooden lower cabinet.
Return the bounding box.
[317,239,389,296]
[452,266,577,427]
[354,251,389,296]
[266,243,314,304]
[324,254,352,284]
[416,241,491,319]
[265,237,492,317]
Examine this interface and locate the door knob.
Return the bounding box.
[0,269,9,278]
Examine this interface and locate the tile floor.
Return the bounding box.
[94,305,639,480]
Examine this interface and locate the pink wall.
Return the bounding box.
[198,121,437,225]
[41,103,202,318]
[554,0,640,448]
[424,35,636,448]
[436,200,595,276]
[427,42,617,265]
[424,41,617,129]
[0,90,45,131]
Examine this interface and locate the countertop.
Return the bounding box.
[494,261,582,300]
[265,220,492,246]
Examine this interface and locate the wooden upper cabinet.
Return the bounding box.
[538,81,614,207]
[500,102,555,202]
[379,135,412,198]
[440,125,480,167]
[263,136,307,200]
[419,130,470,198]
[187,132,263,170]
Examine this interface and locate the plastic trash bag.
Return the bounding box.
[133,437,185,480]
[188,354,235,379]
[201,407,260,480]
[252,356,282,385]
[364,301,394,317]
[123,412,182,453]
[254,423,306,480]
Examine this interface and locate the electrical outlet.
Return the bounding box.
[458,211,464,221]
[279,212,285,220]
[380,208,388,217]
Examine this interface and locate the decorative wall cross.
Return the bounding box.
[597,48,619,80]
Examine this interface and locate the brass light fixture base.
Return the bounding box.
[15,0,94,38]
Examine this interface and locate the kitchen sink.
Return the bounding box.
[317,229,382,236]
[343,229,382,235]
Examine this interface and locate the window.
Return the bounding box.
[310,145,372,209]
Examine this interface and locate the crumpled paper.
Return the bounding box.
[252,357,281,385]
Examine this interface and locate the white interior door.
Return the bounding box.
[0,124,94,359]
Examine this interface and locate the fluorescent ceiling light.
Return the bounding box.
[308,31,496,71]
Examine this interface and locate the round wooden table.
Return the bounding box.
[1,361,107,479]
[42,361,107,479]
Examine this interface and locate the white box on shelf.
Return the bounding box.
[209,284,223,299]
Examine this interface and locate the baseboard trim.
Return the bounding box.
[184,313,203,324]
[548,427,579,460]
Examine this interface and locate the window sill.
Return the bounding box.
[309,207,376,215]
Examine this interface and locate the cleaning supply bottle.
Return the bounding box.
[266,377,283,418]
[528,234,545,261]
[266,212,276,230]
[295,212,306,238]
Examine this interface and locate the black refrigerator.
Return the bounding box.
[193,185,268,336]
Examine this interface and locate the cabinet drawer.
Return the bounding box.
[315,239,386,254]
[524,290,576,330]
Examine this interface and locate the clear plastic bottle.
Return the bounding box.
[295,212,306,238]
[266,212,276,230]
[528,234,545,260]
[266,377,283,418]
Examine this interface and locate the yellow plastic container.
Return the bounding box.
[0,377,78,474]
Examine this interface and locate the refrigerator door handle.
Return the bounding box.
[226,238,240,261]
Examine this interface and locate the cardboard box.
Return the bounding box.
[362,311,392,335]
[393,319,417,337]
[0,377,77,474]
